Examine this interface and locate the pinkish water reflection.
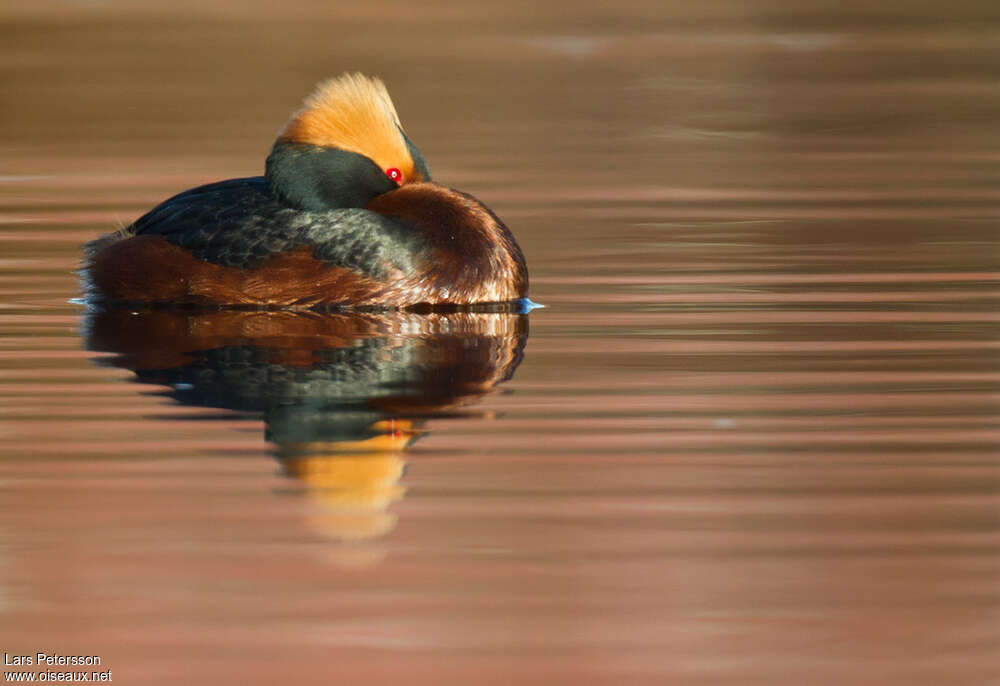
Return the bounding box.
[1,1,999,684]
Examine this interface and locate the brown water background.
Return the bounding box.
[1,1,999,684]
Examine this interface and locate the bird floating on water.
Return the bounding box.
[84,73,529,310]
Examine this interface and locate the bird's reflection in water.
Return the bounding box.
[84,308,528,555]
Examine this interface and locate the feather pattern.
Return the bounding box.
[81,72,527,308]
[277,73,418,181]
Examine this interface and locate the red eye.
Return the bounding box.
[386,167,403,184]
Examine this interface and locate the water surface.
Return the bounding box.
[1,2,998,684]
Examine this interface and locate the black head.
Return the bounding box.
[266,142,399,211]
[265,73,432,211]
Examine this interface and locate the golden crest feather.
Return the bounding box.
[278,73,416,180]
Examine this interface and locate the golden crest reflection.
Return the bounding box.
[85,309,528,547]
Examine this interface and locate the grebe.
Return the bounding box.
[83,73,528,309]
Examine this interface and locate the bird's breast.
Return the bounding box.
[366,183,528,304]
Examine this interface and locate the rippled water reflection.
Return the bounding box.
[1,1,999,684]
[86,309,527,548]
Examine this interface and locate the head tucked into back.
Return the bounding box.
[266,73,432,211]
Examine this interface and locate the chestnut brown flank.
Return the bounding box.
[87,235,386,307]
